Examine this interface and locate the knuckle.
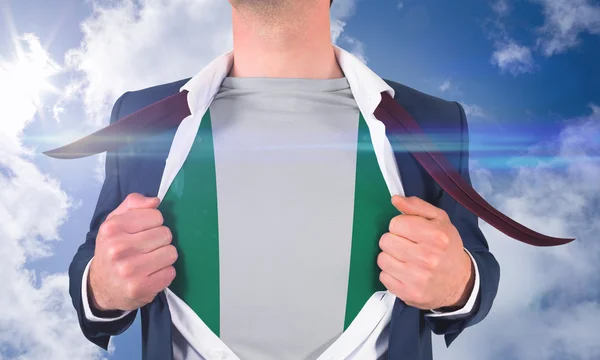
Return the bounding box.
[106,243,123,261]
[379,233,391,250]
[155,210,165,226]
[438,209,449,220]
[381,272,401,295]
[167,245,178,263]
[163,226,173,244]
[125,281,142,300]
[116,262,134,278]
[125,192,140,203]
[166,266,176,283]
[376,252,386,269]
[437,231,450,248]
[423,253,439,270]
[99,219,118,237]
[388,216,400,233]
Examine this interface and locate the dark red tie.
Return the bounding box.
[43,90,574,247]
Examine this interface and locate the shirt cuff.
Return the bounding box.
[82,257,133,322]
[425,248,480,318]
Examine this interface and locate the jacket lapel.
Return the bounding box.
[141,291,174,360]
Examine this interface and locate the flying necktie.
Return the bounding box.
[43,90,575,247]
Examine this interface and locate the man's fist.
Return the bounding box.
[377,195,474,311]
[88,193,178,312]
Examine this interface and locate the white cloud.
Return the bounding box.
[486,1,536,75]
[397,1,404,11]
[534,0,600,56]
[491,41,536,75]
[492,0,510,16]
[487,0,600,73]
[0,35,104,359]
[439,79,451,92]
[433,78,465,97]
[330,0,366,63]
[64,0,234,127]
[330,0,357,43]
[461,102,486,119]
[61,0,233,182]
[434,104,600,359]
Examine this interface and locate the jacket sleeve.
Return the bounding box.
[68,92,138,350]
[424,102,501,346]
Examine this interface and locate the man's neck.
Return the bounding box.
[228,3,344,79]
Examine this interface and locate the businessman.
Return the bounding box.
[67,0,501,359]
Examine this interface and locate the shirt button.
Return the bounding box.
[207,348,227,360]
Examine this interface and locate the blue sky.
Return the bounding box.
[0,0,599,359]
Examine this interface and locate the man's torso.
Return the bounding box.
[159,76,396,359]
[111,75,458,360]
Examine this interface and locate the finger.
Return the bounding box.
[137,244,178,276]
[389,214,440,244]
[113,208,165,234]
[378,232,418,261]
[377,252,409,282]
[107,193,160,221]
[146,265,176,294]
[114,226,172,254]
[379,271,407,300]
[391,195,447,221]
[379,260,428,307]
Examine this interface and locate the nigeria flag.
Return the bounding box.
[158,109,399,358]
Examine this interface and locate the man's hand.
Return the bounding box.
[88,193,178,312]
[377,195,474,310]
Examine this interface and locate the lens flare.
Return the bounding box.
[0,33,61,137]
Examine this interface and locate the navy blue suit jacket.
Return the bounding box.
[68,78,500,360]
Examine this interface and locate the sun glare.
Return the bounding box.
[0,34,61,134]
[1,34,61,103]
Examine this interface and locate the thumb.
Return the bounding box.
[391,194,441,220]
[107,193,160,220]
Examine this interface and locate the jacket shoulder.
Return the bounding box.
[383,79,467,173]
[116,78,192,119]
[383,79,464,131]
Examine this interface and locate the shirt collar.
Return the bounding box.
[180,45,395,117]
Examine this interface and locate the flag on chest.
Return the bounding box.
[159,109,399,359]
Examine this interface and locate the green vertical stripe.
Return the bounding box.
[160,110,221,336]
[344,113,401,330]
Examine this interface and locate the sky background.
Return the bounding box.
[0,0,599,359]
